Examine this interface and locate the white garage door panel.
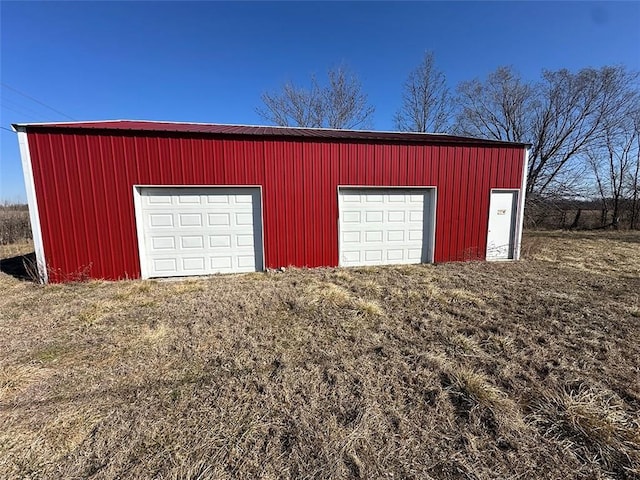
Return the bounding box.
[339,188,434,267]
[138,187,263,278]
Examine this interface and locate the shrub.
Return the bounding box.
[0,206,32,245]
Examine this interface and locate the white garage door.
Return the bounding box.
[339,188,435,267]
[135,187,263,278]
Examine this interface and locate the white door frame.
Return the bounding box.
[486,188,520,261]
[133,185,266,279]
[337,186,438,266]
[515,148,530,260]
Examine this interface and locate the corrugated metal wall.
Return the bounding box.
[26,130,524,281]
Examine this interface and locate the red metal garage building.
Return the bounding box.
[14,120,529,283]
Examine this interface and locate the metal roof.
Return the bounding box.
[12,119,530,147]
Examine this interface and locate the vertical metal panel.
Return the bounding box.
[467,148,482,259]
[26,130,525,281]
[451,147,463,260]
[440,146,454,261]
[467,148,480,257]
[456,147,470,260]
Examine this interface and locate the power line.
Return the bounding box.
[1,103,42,122]
[1,126,15,133]
[1,83,75,120]
[2,96,51,119]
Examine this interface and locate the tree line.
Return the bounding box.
[257,54,640,229]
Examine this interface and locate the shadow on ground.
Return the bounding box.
[0,252,36,281]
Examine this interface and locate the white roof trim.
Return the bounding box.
[11,119,459,137]
[12,119,132,128]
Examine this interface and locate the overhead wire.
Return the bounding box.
[1,83,75,120]
[2,96,51,119]
[1,103,42,122]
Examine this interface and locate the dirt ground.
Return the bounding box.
[0,231,639,479]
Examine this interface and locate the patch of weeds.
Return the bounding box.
[520,235,545,259]
[448,368,508,411]
[446,289,488,307]
[354,298,383,317]
[172,280,205,294]
[627,305,640,318]
[481,333,515,355]
[134,299,158,309]
[333,269,354,282]
[42,409,104,453]
[139,323,170,347]
[441,367,528,450]
[421,283,446,303]
[29,344,72,364]
[343,450,364,479]
[357,278,382,296]
[112,281,153,300]
[530,384,640,475]
[169,388,181,402]
[304,282,353,308]
[404,289,425,302]
[448,334,480,354]
[0,364,47,398]
[78,302,108,325]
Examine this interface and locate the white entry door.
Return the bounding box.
[135,187,263,278]
[339,188,435,267]
[486,190,518,260]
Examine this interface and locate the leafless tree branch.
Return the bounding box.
[394,52,452,133]
[257,66,374,130]
[453,65,640,200]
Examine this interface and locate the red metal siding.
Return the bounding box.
[26,130,524,281]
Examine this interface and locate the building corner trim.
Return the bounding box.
[515,147,530,260]
[16,128,48,283]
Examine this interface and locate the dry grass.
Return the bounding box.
[0,205,31,245]
[0,239,34,260]
[0,231,639,479]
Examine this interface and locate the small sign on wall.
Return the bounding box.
[497,209,507,215]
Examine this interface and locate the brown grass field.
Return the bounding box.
[0,231,639,479]
[0,205,31,245]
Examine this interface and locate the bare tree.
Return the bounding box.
[624,110,640,229]
[454,66,534,143]
[587,113,639,228]
[258,80,324,128]
[257,66,374,129]
[629,140,640,229]
[394,52,452,132]
[323,67,375,129]
[454,65,640,197]
[528,67,639,196]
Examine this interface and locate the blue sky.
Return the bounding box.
[1,1,639,202]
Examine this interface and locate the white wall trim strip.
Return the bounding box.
[515,148,530,260]
[132,186,148,279]
[16,128,48,283]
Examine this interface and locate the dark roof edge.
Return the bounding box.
[11,120,532,148]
